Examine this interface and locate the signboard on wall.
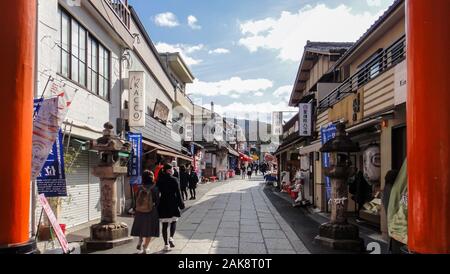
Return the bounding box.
[129,71,146,127]
[394,60,407,105]
[153,99,169,124]
[272,112,283,135]
[299,103,312,136]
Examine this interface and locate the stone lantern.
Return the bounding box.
[314,123,364,251]
[85,122,133,250]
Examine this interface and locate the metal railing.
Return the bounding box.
[105,0,131,29]
[318,35,406,111]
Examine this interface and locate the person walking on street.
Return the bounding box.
[179,165,189,201]
[188,166,199,200]
[131,170,159,254]
[157,164,185,251]
[241,164,246,179]
[247,164,253,179]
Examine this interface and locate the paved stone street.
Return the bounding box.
[82,176,309,254]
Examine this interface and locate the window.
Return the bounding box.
[58,8,110,100]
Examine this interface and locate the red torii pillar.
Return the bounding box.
[0,0,37,253]
[407,0,450,254]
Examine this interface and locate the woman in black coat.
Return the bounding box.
[156,164,185,251]
[188,166,199,200]
[179,165,189,201]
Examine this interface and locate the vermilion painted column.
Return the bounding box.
[0,0,37,252]
[407,0,450,254]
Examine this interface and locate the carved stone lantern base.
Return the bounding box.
[85,222,132,250]
[314,222,364,252]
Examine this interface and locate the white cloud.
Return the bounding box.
[239,4,383,62]
[155,42,203,66]
[273,85,293,102]
[206,102,297,120]
[153,12,179,28]
[187,15,202,29]
[187,77,273,97]
[367,0,382,7]
[208,48,231,55]
[255,92,264,97]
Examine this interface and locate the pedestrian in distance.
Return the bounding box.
[241,164,246,179]
[179,165,189,201]
[247,164,253,179]
[131,170,160,254]
[157,164,185,251]
[188,166,199,200]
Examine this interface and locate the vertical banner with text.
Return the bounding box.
[128,133,143,185]
[299,103,312,136]
[129,71,146,127]
[321,124,337,203]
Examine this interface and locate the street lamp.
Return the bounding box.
[314,123,364,251]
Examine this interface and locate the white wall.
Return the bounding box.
[38,0,123,136]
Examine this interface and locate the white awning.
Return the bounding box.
[299,141,322,155]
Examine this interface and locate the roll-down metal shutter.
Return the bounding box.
[88,151,101,221]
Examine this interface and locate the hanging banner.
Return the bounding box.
[272,112,283,135]
[129,71,146,127]
[38,194,69,254]
[127,133,142,185]
[36,130,67,197]
[31,81,77,180]
[299,103,312,136]
[321,124,337,202]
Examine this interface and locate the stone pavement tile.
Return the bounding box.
[219,221,240,229]
[195,226,219,233]
[262,229,288,239]
[289,239,310,254]
[222,216,240,222]
[173,230,195,240]
[240,225,261,233]
[216,228,239,237]
[239,242,267,254]
[223,210,240,215]
[212,236,239,248]
[240,214,258,220]
[168,239,189,251]
[177,224,199,231]
[240,232,264,243]
[190,232,216,242]
[259,217,277,223]
[260,223,280,230]
[257,213,274,219]
[267,249,296,254]
[209,248,238,254]
[239,219,259,225]
[264,238,293,250]
[183,242,213,250]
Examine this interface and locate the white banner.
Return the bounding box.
[31,81,77,180]
[394,60,407,105]
[129,71,146,127]
[272,112,283,135]
[299,103,312,136]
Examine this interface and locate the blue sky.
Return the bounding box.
[129,0,394,121]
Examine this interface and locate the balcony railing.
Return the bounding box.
[105,0,131,29]
[318,35,406,111]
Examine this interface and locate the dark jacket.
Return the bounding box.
[156,173,184,219]
[189,172,199,189]
[179,170,189,190]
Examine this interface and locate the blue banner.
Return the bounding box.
[127,133,142,185]
[321,124,337,203]
[36,130,67,197]
[34,98,67,197]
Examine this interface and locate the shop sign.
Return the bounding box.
[129,71,146,127]
[299,103,312,136]
[153,99,169,124]
[321,124,337,201]
[394,60,407,105]
[36,130,67,197]
[272,112,283,135]
[38,194,69,253]
[127,133,142,185]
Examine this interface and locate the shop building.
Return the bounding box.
[317,0,406,238]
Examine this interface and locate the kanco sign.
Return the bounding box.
[129,71,146,127]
